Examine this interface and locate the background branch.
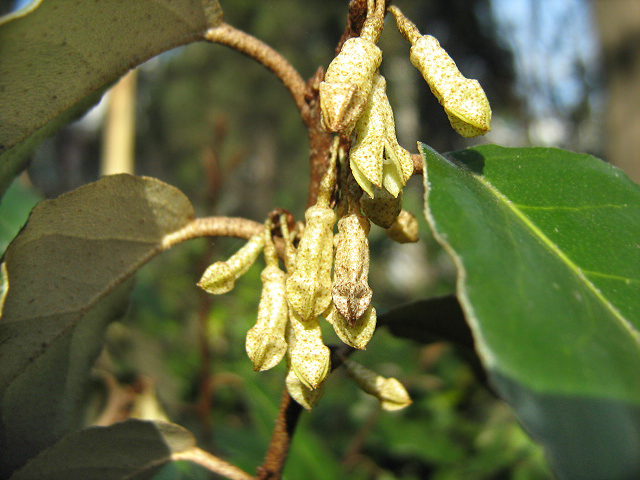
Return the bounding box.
[173,447,255,480]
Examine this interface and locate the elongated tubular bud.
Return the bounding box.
[286,367,325,410]
[410,36,491,137]
[198,233,265,294]
[285,205,335,321]
[332,213,372,323]
[389,6,491,138]
[286,142,338,320]
[385,210,419,244]
[245,228,288,371]
[289,311,331,389]
[319,37,382,135]
[349,74,413,198]
[326,303,376,350]
[360,186,403,229]
[342,358,412,411]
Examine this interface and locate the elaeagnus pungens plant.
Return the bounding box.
[199,0,491,412]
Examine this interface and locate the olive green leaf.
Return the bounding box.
[0,174,195,476]
[0,0,223,196]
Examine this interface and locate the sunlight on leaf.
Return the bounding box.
[422,144,640,479]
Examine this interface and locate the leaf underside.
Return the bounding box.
[0,174,195,476]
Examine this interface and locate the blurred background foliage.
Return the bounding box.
[2,0,636,478]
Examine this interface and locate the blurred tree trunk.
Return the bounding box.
[594,0,640,183]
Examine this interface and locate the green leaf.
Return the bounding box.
[0,0,224,195]
[0,177,42,254]
[8,419,195,480]
[421,144,640,479]
[0,174,195,476]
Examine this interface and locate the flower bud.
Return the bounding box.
[410,35,491,137]
[286,367,325,410]
[286,205,336,321]
[389,6,491,138]
[245,265,288,371]
[342,359,412,411]
[385,210,419,244]
[332,213,372,323]
[326,303,376,350]
[289,311,331,389]
[320,38,382,135]
[360,186,403,229]
[198,233,265,294]
[349,74,413,198]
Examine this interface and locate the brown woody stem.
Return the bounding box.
[161,217,264,250]
[256,387,304,480]
[172,448,255,480]
[205,23,310,122]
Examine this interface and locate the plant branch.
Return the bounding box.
[172,447,255,480]
[161,217,264,250]
[205,23,310,122]
[256,387,304,480]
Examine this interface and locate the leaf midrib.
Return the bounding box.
[463,161,640,346]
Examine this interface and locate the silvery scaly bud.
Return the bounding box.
[198,233,265,294]
[286,366,325,410]
[319,0,385,135]
[286,140,338,321]
[289,311,331,389]
[342,358,412,411]
[360,185,403,229]
[245,229,288,371]
[285,205,335,321]
[319,38,382,135]
[349,73,414,199]
[385,210,419,244]
[326,302,376,350]
[332,213,372,323]
[390,6,491,138]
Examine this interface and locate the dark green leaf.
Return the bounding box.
[0,174,195,475]
[8,419,195,480]
[0,0,224,195]
[421,144,640,479]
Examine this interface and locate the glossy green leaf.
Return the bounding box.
[421,144,640,479]
[0,174,195,476]
[0,0,223,195]
[9,419,195,480]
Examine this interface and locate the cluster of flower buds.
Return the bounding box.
[319,1,491,230]
[198,139,413,410]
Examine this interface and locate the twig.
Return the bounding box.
[205,23,310,123]
[172,447,255,480]
[161,217,264,250]
[256,387,304,480]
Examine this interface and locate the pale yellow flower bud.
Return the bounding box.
[360,186,403,229]
[342,359,412,411]
[245,264,289,371]
[320,37,382,135]
[349,73,413,198]
[390,6,491,138]
[289,311,331,389]
[332,213,372,323]
[285,205,335,321]
[286,367,325,410]
[385,210,419,244]
[198,233,265,294]
[326,303,376,350]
